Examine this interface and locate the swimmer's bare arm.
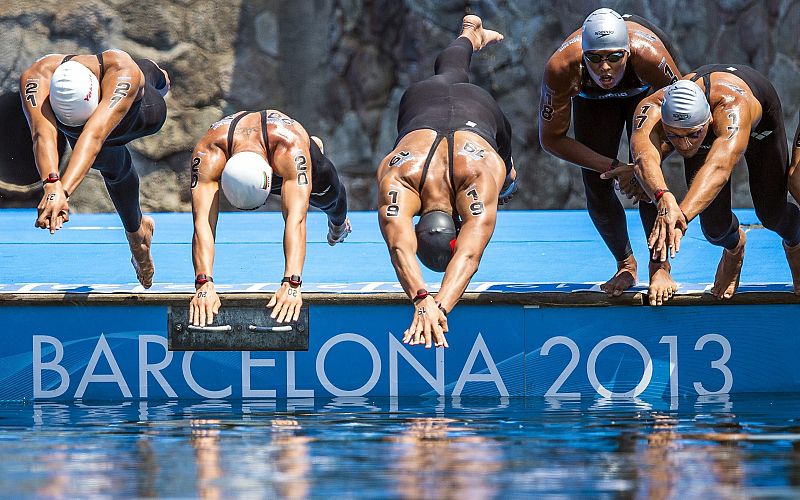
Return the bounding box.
[629,94,672,198]
[189,142,224,327]
[629,94,684,260]
[789,118,800,203]
[679,104,751,222]
[437,176,500,314]
[19,62,61,181]
[377,176,425,297]
[268,143,312,323]
[19,60,68,233]
[631,35,681,89]
[539,59,618,173]
[377,172,448,348]
[61,53,143,198]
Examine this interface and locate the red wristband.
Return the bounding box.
[654,188,671,202]
[413,289,429,304]
[43,173,60,184]
[281,275,302,288]
[195,274,213,288]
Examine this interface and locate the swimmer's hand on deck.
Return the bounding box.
[189,282,221,327]
[402,296,449,349]
[36,183,70,234]
[600,163,647,203]
[268,283,302,324]
[648,192,687,262]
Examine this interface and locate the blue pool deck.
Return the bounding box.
[1,208,799,401]
[1,208,798,296]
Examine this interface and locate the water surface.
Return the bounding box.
[1,396,799,498]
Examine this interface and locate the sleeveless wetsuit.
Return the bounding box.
[396,36,513,188]
[683,64,800,248]
[225,111,347,224]
[54,53,169,232]
[572,14,679,262]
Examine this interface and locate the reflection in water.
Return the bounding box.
[1,396,800,497]
[390,417,501,499]
[271,419,312,499]
[191,419,222,500]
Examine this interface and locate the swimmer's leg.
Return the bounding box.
[93,146,154,287]
[432,16,503,85]
[308,139,350,245]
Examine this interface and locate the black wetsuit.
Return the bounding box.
[55,53,168,232]
[572,14,678,262]
[684,64,800,248]
[225,111,347,225]
[395,36,513,195]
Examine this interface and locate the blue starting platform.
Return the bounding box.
[1,208,798,402]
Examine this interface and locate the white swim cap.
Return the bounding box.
[49,60,99,127]
[221,151,272,210]
[661,80,711,129]
[581,8,630,53]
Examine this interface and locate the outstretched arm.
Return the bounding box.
[377,174,449,347]
[629,95,671,199]
[377,179,425,297]
[628,94,684,260]
[437,172,500,313]
[679,104,750,221]
[189,143,224,327]
[19,61,70,233]
[269,142,312,323]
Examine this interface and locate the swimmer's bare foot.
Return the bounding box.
[127,216,155,288]
[648,260,678,306]
[600,254,637,297]
[311,135,324,154]
[711,228,745,300]
[782,240,800,295]
[327,217,351,245]
[460,15,504,51]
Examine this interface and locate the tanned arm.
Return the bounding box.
[19,56,70,233]
[629,91,685,260]
[377,167,449,347]
[679,103,751,221]
[539,52,617,173]
[268,137,312,324]
[630,92,671,199]
[189,139,225,327]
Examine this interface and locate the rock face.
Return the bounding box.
[1,0,798,213]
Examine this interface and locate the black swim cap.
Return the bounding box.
[415,211,457,272]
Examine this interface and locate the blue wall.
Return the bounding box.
[2,303,798,401]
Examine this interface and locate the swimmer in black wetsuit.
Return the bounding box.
[189,109,350,327]
[629,65,800,302]
[539,8,681,297]
[20,49,170,288]
[377,15,512,348]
